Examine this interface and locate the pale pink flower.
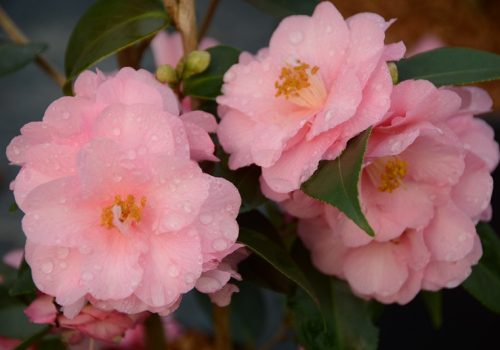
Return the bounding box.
[295,80,498,303]
[25,294,143,344]
[6,68,217,211]
[406,35,444,57]
[217,1,405,193]
[7,68,241,316]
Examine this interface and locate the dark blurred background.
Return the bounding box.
[0,0,499,349]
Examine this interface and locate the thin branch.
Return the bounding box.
[162,0,198,54]
[198,0,220,40]
[144,313,168,350]
[0,5,65,88]
[213,304,232,350]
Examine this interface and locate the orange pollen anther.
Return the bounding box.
[275,61,320,99]
[101,194,147,229]
[377,158,408,192]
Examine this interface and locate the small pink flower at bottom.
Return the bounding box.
[25,294,144,344]
[217,1,405,194]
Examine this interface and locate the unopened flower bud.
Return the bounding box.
[179,50,211,79]
[388,62,398,84]
[156,64,178,84]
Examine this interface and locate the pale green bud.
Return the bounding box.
[156,64,178,84]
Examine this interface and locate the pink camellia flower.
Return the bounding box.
[6,68,217,212]
[6,68,242,317]
[217,1,405,193]
[25,294,144,344]
[294,80,498,303]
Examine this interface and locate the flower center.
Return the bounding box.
[367,157,408,193]
[274,60,326,108]
[101,194,147,230]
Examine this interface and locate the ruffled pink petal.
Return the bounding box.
[423,235,482,290]
[24,295,57,324]
[268,1,349,83]
[180,111,218,133]
[209,284,239,307]
[452,154,493,221]
[298,217,349,277]
[151,31,184,67]
[25,241,86,306]
[136,231,202,308]
[193,176,241,261]
[43,96,97,136]
[449,86,493,115]
[343,242,409,298]
[6,122,54,165]
[324,205,372,248]
[281,190,323,219]
[22,177,95,247]
[2,249,23,269]
[147,158,210,233]
[183,121,218,162]
[218,109,256,169]
[423,201,476,262]
[402,134,465,187]
[261,129,337,193]
[73,70,106,98]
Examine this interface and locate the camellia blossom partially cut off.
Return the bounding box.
[6,68,242,317]
[217,1,405,194]
[291,81,499,303]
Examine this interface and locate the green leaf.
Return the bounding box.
[9,202,19,212]
[244,0,320,18]
[14,326,52,350]
[0,305,46,339]
[396,47,500,86]
[0,43,46,77]
[213,148,266,213]
[289,240,379,350]
[463,222,500,314]
[237,228,317,304]
[64,0,168,87]
[420,291,442,329]
[9,259,37,298]
[301,128,374,236]
[183,46,240,100]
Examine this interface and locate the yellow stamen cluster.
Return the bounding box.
[101,194,147,229]
[275,61,319,99]
[378,158,408,192]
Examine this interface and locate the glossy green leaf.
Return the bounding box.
[0,43,46,77]
[463,223,500,314]
[183,46,240,100]
[237,228,317,304]
[244,0,319,18]
[302,128,374,236]
[396,47,500,86]
[9,259,37,298]
[289,240,379,350]
[213,149,266,213]
[0,305,46,339]
[65,0,168,86]
[421,291,442,329]
[13,326,51,350]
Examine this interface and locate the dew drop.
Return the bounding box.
[62,112,70,120]
[324,109,334,122]
[41,261,53,274]
[326,25,333,33]
[126,150,136,160]
[200,214,213,225]
[212,238,227,251]
[113,175,122,182]
[113,128,121,136]
[184,273,195,284]
[13,147,20,155]
[57,247,69,259]
[168,265,180,277]
[183,203,192,213]
[82,271,94,281]
[33,214,40,220]
[458,234,468,243]
[59,262,67,269]
[289,31,304,45]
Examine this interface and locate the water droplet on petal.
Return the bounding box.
[57,247,69,259]
[113,175,122,182]
[82,272,94,281]
[212,238,227,251]
[59,262,67,269]
[184,273,195,284]
[168,265,180,277]
[326,26,333,33]
[42,261,53,274]
[200,214,213,225]
[289,31,304,45]
[325,109,334,122]
[183,203,192,213]
[62,112,70,120]
[113,128,121,136]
